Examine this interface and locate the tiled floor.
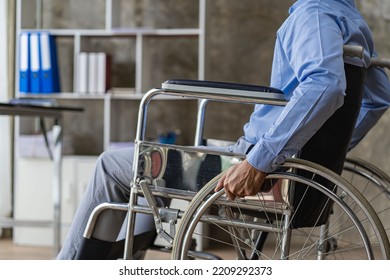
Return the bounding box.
[0,235,379,260]
[0,237,173,260]
[0,237,53,260]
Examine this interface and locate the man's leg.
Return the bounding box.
[57,147,156,259]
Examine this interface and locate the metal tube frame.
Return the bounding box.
[122,44,370,260]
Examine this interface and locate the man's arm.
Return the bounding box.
[349,65,390,149]
[217,7,347,198]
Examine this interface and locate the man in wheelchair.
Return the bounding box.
[57,0,390,259]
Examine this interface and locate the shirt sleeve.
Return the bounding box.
[246,9,348,172]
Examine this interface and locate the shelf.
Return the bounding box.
[108,92,194,101]
[18,91,195,101]
[19,93,107,100]
[18,28,202,38]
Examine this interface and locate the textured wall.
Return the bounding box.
[353,0,390,174]
[38,0,390,173]
[202,0,293,141]
[204,0,390,174]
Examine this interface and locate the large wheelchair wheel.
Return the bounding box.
[342,156,390,241]
[172,158,390,260]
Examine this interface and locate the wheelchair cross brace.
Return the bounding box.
[139,179,178,244]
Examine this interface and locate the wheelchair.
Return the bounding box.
[341,56,390,245]
[82,45,390,260]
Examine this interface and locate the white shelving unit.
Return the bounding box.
[15,0,205,94]
[15,0,206,151]
[12,0,206,248]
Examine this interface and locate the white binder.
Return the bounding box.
[96,52,111,93]
[77,52,88,93]
[29,32,41,93]
[87,52,98,93]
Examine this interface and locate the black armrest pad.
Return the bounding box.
[164,79,283,94]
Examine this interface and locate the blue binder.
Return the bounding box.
[19,32,30,93]
[29,32,41,93]
[39,32,60,93]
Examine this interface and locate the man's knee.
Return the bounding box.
[97,148,134,173]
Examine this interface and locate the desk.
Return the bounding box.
[0,102,83,257]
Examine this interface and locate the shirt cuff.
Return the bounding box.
[246,142,288,173]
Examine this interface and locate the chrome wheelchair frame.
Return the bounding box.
[82,46,390,260]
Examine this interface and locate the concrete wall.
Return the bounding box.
[36,0,390,174]
[204,0,390,175]
[353,0,390,174]
[202,0,293,142]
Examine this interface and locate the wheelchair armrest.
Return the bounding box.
[137,81,286,142]
[370,57,390,69]
[162,79,283,94]
[162,79,286,104]
[343,45,364,59]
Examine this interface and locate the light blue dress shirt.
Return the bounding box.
[243,0,390,172]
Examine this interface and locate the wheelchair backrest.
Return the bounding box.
[290,63,367,228]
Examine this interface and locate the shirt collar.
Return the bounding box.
[289,0,356,14]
